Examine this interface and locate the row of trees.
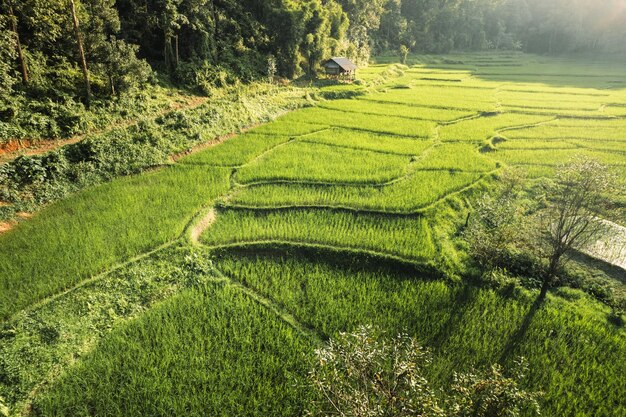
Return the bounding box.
[0,0,363,103]
[374,0,626,54]
[1,0,625,105]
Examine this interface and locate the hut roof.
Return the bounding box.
[324,57,357,71]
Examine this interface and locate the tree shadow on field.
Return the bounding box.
[498,294,544,364]
[430,284,477,347]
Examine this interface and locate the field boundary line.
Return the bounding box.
[503,109,615,119]
[3,240,178,325]
[499,88,610,96]
[496,117,559,135]
[316,103,473,124]
[232,176,406,189]
[232,127,333,172]
[324,124,433,140]
[219,169,499,217]
[14,272,231,416]
[232,141,440,190]
[188,207,217,245]
[209,265,322,342]
[360,98,491,113]
[439,112,484,126]
[298,137,429,157]
[203,240,437,274]
[217,203,424,218]
[4,195,223,323]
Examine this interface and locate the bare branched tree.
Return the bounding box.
[536,157,617,299]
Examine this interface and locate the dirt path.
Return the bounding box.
[0,96,208,164]
[189,208,216,244]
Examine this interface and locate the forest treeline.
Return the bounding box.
[1,0,625,104]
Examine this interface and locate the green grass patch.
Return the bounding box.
[300,128,434,155]
[414,143,498,172]
[32,283,312,417]
[439,114,553,142]
[505,124,626,141]
[0,165,231,320]
[201,208,436,261]
[498,91,608,107]
[501,106,606,118]
[248,119,328,136]
[179,133,293,166]
[235,141,411,185]
[227,170,483,213]
[496,139,580,150]
[368,86,497,112]
[280,107,437,137]
[319,99,475,122]
[496,148,626,167]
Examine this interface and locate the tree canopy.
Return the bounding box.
[1,0,625,103]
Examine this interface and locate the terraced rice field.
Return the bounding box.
[1,54,625,417]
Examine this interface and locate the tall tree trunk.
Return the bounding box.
[164,31,170,69]
[210,0,219,62]
[540,255,560,300]
[174,35,179,67]
[69,0,91,106]
[539,276,550,300]
[8,4,28,84]
[109,73,115,96]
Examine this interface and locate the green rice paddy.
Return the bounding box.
[1,53,626,416]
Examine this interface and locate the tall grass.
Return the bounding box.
[367,86,497,112]
[228,171,484,213]
[0,165,230,320]
[439,114,553,142]
[32,283,312,417]
[235,141,412,185]
[280,107,437,138]
[0,246,197,408]
[498,91,607,107]
[496,148,626,167]
[179,133,293,166]
[319,99,475,122]
[248,120,328,136]
[201,208,436,261]
[301,128,434,155]
[505,124,626,140]
[413,143,498,171]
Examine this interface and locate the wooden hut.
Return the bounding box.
[322,57,357,79]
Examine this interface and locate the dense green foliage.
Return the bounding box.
[373,0,626,54]
[2,1,625,144]
[308,325,541,417]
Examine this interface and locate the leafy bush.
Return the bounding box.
[175,60,234,95]
[308,325,541,417]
